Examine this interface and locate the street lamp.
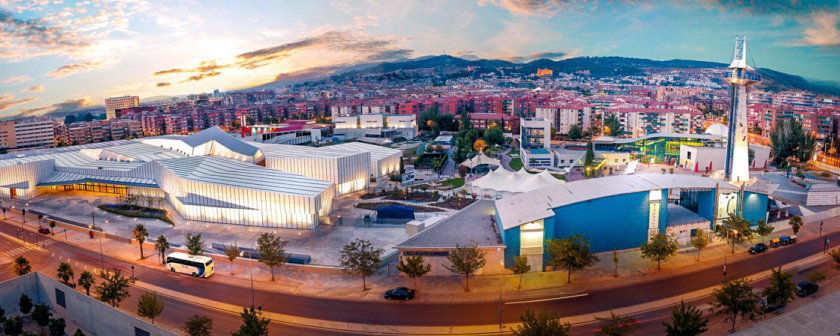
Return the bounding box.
[243,249,255,308]
[497,247,504,331]
[723,228,737,278]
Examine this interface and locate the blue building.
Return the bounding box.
[494,174,769,271]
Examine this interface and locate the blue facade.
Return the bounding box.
[741,191,769,225]
[503,226,520,267]
[551,192,651,253]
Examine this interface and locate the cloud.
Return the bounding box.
[0,9,91,59]
[0,93,37,111]
[699,0,838,15]
[799,11,840,47]
[479,0,604,17]
[1,75,32,85]
[156,82,171,87]
[153,31,413,84]
[507,50,568,62]
[273,65,346,83]
[22,85,44,93]
[47,61,104,78]
[13,97,93,117]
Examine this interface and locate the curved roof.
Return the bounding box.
[460,152,501,169]
[470,167,563,194]
[704,123,729,137]
[495,174,740,230]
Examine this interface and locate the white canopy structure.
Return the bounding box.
[468,168,564,198]
[460,152,501,170]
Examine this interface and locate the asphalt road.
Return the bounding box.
[2,219,839,335]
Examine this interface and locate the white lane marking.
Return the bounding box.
[505,293,589,305]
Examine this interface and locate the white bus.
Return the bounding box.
[165,252,215,278]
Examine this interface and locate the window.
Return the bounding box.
[134,327,150,336]
[55,288,66,308]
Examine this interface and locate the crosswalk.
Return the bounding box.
[4,245,34,257]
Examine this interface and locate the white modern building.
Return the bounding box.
[331,114,417,140]
[520,118,554,169]
[0,127,399,229]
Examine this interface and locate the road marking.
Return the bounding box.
[504,293,588,305]
[4,246,33,257]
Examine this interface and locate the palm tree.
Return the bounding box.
[132,224,149,259]
[154,235,170,265]
[57,262,75,286]
[13,256,31,276]
[77,271,95,296]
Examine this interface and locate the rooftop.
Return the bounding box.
[395,200,503,249]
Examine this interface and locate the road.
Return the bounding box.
[2,219,840,335]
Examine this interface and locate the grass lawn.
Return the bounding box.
[509,158,523,171]
[551,173,566,180]
[441,177,465,188]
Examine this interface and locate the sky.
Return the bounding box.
[1,0,840,118]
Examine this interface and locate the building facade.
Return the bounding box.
[105,96,140,120]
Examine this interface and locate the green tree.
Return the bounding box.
[717,215,755,253]
[185,233,204,255]
[754,219,774,244]
[3,316,23,336]
[640,233,679,270]
[49,220,56,235]
[232,306,269,336]
[223,243,241,275]
[595,311,637,336]
[603,114,623,136]
[567,124,583,140]
[137,292,165,324]
[396,255,432,290]
[132,224,149,259]
[789,215,803,235]
[484,126,505,146]
[830,249,840,270]
[612,249,619,277]
[32,303,51,334]
[762,267,796,306]
[73,328,85,336]
[512,310,571,336]
[339,239,384,290]
[78,271,95,296]
[183,315,213,336]
[57,262,74,285]
[691,229,708,262]
[512,255,531,289]
[769,118,816,167]
[13,257,31,276]
[662,301,708,336]
[95,268,135,307]
[48,317,66,336]
[443,242,487,292]
[154,235,170,265]
[711,278,759,332]
[584,140,595,178]
[257,232,288,282]
[18,294,32,316]
[546,234,599,284]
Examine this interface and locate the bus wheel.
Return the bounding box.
[170,268,175,272]
[191,272,197,277]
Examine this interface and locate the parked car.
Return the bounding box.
[795,281,819,297]
[788,235,797,243]
[384,287,415,300]
[37,227,50,235]
[779,235,793,245]
[748,243,768,254]
[770,237,781,248]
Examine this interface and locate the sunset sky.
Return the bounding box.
[1,0,839,118]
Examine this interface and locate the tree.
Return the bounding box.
[396,255,432,290]
[789,215,803,236]
[339,239,384,290]
[612,249,619,277]
[691,229,708,262]
[154,235,170,265]
[473,138,488,152]
[584,140,595,178]
[484,126,505,146]
[711,278,759,332]
[132,224,149,259]
[595,311,637,336]
[78,271,95,296]
[257,232,288,282]
[762,267,796,307]
[512,255,531,289]
[57,262,74,285]
[137,292,165,324]
[18,294,32,316]
[662,301,708,336]
[32,303,51,334]
[183,315,213,336]
[49,220,56,235]
[74,328,85,336]
[185,233,204,255]
[512,310,571,336]
[223,243,241,275]
[807,270,826,297]
[603,114,623,136]
[640,233,679,270]
[567,124,583,140]
[37,213,43,227]
[754,219,774,244]
[3,316,23,336]
[545,234,599,284]
[769,118,816,167]
[444,242,487,292]
[95,268,135,307]
[48,317,66,336]
[830,249,840,271]
[13,257,31,276]
[232,306,269,336]
[717,215,755,253]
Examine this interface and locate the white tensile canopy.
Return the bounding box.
[460,152,501,170]
[468,167,563,198]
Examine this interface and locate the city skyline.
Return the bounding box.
[1,0,840,118]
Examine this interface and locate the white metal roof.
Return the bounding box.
[321,142,400,161]
[495,174,739,230]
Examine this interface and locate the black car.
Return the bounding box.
[384,287,415,300]
[37,227,51,235]
[748,243,768,254]
[795,281,819,297]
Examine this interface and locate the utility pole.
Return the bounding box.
[819,221,823,236]
[825,238,830,255]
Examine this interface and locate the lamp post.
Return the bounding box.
[497,247,504,331]
[245,250,255,308]
[723,228,737,278]
[825,238,830,255]
[819,221,823,236]
[91,210,96,231]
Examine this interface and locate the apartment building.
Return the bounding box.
[0,118,56,150]
[607,108,702,137]
[105,96,139,120]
